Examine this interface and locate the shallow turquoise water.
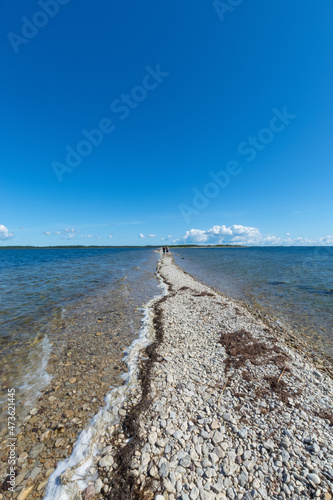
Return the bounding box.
[0,248,160,408]
[0,248,159,348]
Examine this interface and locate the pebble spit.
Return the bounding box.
[3,254,333,500]
[97,255,333,500]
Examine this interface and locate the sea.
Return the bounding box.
[173,246,333,360]
[1,246,332,440]
[0,247,160,436]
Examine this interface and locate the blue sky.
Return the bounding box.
[1,0,333,246]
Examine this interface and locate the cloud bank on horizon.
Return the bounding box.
[138,233,158,239]
[43,228,81,240]
[1,223,333,246]
[180,225,333,246]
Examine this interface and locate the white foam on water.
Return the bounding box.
[43,266,167,500]
[19,335,53,407]
[0,335,53,410]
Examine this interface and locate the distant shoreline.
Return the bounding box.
[0,244,245,249]
[2,244,332,249]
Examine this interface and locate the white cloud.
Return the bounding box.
[87,235,93,238]
[161,234,173,241]
[319,235,333,245]
[43,228,80,239]
[182,229,210,243]
[0,225,13,240]
[147,234,157,238]
[182,225,333,246]
[43,228,81,240]
[62,229,80,240]
[182,225,262,245]
[139,233,145,239]
[108,234,113,238]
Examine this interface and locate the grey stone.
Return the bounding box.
[209,452,219,464]
[98,455,114,468]
[212,430,224,445]
[148,431,158,445]
[243,460,254,472]
[179,454,191,468]
[280,436,290,449]
[205,468,216,478]
[190,485,199,499]
[238,428,247,439]
[226,486,235,499]
[163,478,175,493]
[173,430,183,440]
[211,478,224,493]
[281,449,290,463]
[307,473,321,485]
[30,467,41,481]
[159,461,169,478]
[257,487,268,499]
[238,470,248,487]
[94,478,103,493]
[30,443,45,459]
[263,439,275,452]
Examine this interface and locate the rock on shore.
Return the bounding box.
[98,255,333,500]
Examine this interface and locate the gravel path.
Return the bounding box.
[98,254,333,500]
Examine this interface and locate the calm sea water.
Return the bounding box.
[0,248,159,348]
[0,248,160,415]
[173,247,333,359]
[2,246,332,418]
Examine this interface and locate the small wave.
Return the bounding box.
[0,336,52,410]
[19,336,53,407]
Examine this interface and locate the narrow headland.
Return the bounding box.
[95,253,333,500]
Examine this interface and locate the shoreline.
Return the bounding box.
[97,254,333,499]
[172,248,333,377]
[172,258,333,380]
[3,254,333,499]
[43,275,167,500]
[0,256,161,499]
